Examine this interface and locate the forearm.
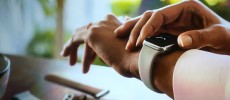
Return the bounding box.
[173,49,230,99]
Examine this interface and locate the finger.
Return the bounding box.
[126,11,153,50]
[105,14,117,22]
[104,14,123,26]
[69,44,79,66]
[61,24,91,57]
[97,21,119,31]
[136,1,191,46]
[136,0,206,47]
[60,39,72,57]
[68,28,87,65]
[114,16,141,37]
[177,25,225,49]
[136,11,165,46]
[82,44,96,73]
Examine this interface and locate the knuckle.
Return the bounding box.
[105,14,116,20]
[182,0,201,7]
[191,25,228,48]
[89,26,100,32]
[213,25,226,32]
[88,26,100,38]
[153,11,161,16]
[106,14,114,17]
[192,30,207,45]
[98,20,107,25]
[143,10,153,16]
[123,20,133,26]
[87,26,105,40]
[212,24,229,43]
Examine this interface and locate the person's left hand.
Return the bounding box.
[114,0,230,55]
[60,15,140,78]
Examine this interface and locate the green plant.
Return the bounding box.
[27,30,55,58]
[161,0,226,5]
[111,0,141,16]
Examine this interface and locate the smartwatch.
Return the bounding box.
[138,33,178,93]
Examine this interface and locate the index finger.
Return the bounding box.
[61,23,93,65]
[60,24,88,57]
[114,16,141,37]
[137,1,192,45]
[60,38,73,57]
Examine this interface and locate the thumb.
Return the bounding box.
[178,26,223,49]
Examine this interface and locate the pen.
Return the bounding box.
[45,74,109,99]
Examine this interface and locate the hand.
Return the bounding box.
[60,15,140,78]
[60,14,187,98]
[115,0,230,55]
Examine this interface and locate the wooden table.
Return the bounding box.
[2,54,171,100]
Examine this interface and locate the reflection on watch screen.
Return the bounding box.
[145,33,177,47]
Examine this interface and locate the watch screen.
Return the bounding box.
[145,33,177,47]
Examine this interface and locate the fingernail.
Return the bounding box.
[118,25,124,30]
[125,44,129,50]
[114,28,118,33]
[114,26,123,33]
[83,69,88,74]
[179,35,192,47]
[126,41,132,50]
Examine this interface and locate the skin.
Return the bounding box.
[60,15,140,78]
[115,0,230,55]
[152,50,185,98]
[61,0,230,99]
[60,14,183,98]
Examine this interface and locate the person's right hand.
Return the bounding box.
[115,0,230,55]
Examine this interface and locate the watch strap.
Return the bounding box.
[138,44,163,93]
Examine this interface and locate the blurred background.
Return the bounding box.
[0,0,229,66]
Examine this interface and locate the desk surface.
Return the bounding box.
[2,54,171,100]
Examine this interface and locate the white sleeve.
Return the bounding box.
[173,49,230,100]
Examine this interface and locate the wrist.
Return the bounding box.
[153,50,185,98]
[129,52,140,79]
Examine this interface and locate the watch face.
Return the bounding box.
[145,33,177,47]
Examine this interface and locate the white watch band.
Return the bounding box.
[138,44,163,93]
